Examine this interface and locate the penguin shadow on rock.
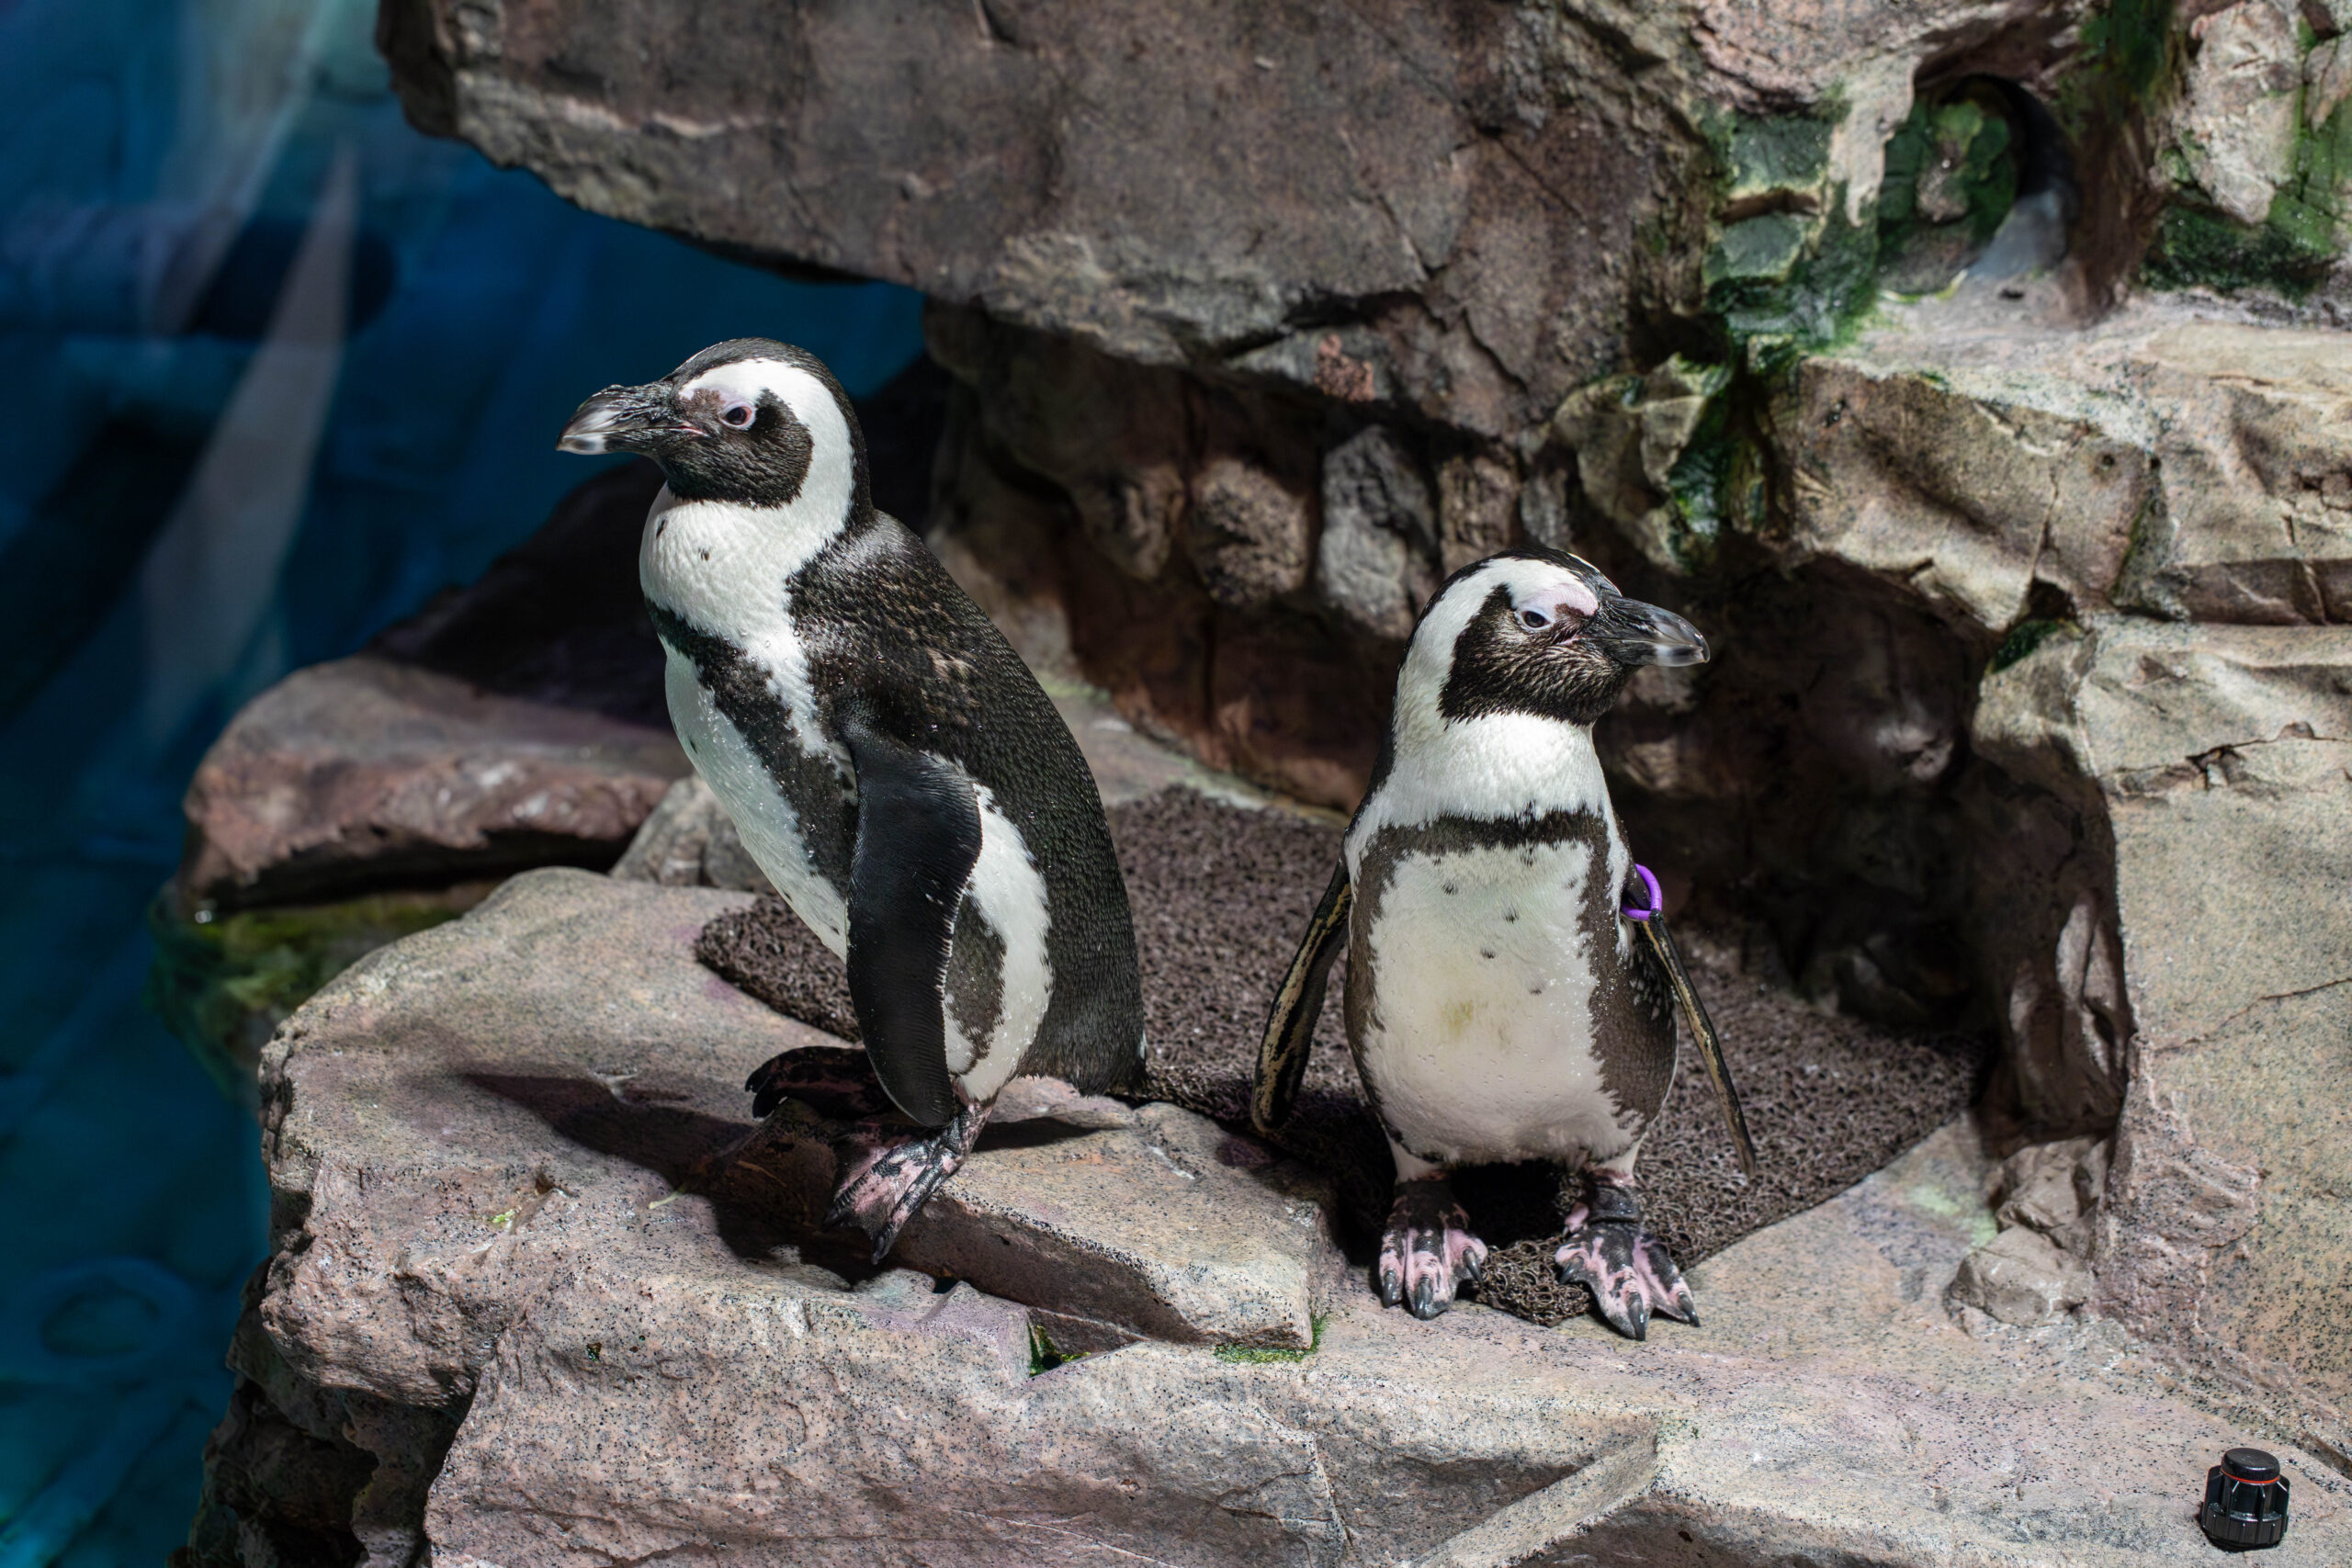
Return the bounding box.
[457,1061,900,1287]
[556,338,1149,1267]
[1255,547,1750,1341]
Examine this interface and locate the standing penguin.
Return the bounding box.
[560,339,1146,1259]
[1254,547,1710,1338]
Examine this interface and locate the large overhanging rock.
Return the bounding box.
[182,867,2352,1564]
[379,0,1703,440]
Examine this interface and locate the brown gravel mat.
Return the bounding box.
[697,787,1987,1326]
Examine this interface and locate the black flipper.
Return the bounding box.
[1638,912,1758,1179]
[1252,861,1351,1134]
[842,716,980,1130]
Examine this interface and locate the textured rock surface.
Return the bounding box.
[176,655,685,913]
[180,872,2352,1562]
[383,0,1691,436]
[1976,615,2352,1463]
[175,460,684,913]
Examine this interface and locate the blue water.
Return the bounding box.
[0,0,922,1558]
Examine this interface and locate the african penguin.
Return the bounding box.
[560,338,1147,1259]
[1255,547,1709,1337]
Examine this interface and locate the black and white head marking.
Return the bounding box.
[558,337,867,514]
[1432,549,1708,727]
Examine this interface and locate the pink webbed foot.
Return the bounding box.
[1377,1178,1489,1320]
[1553,1169,1697,1340]
[825,1106,985,1263]
[746,1044,894,1122]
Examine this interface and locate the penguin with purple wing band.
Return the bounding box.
[1254,547,1734,1339]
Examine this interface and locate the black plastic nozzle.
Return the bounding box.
[2201,1448,2290,1550]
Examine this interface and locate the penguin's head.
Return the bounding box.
[1409,548,1707,728]
[558,338,865,515]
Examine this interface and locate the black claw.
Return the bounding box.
[1378,1269,1403,1309]
[1409,1277,1441,1319]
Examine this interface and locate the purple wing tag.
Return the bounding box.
[1622,863,1663,921]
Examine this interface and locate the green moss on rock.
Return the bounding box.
[2145,90,2352,295]
[1726,116,1832,203]
[149,884,492,1103]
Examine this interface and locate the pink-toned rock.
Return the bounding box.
[183,869,2352,1566]
[177,461,686,911]
[177,654,685,911]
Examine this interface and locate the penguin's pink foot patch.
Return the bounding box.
[1553,1172,1697,1340]
[825,1107,984,1263]
[747,1044,891,1122]
[1377,1179,1488,1320]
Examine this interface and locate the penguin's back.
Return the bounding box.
[1345,807,1674,1168]
[790,516,1148,1094]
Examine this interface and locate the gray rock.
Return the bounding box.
[731,1095,1337,1351]
[2171,0,2306,228]
[1187,453,1314,611]
[1771,355,2153,641]
[1989,1135,2104,1243]
[379,0,1682,436]
[178,654,685,914]
[609,774,773,894]
[1979,616,2352,1457]
[1951,1225,2094,1326]
[1436,448,1520,579]
[184,871,2352,1564]
[1316,426,1438,642]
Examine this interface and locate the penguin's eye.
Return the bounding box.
[1518,607,1553,631]
[720,402,755,429]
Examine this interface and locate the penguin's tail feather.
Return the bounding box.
[1252,862,1351,1134]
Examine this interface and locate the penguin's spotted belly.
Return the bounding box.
[1353,834,1642,1168]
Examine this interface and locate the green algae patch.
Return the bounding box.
[1876,86,2021,295]
[1724,116,1832,208]
[1215,1313,1328,1364]
[149,882,495,1104]
[1708,213,1809,285]
[1028,1323,1087,1375]
[2143,97,2352,297]
[1695,105,1881,353]
[1989,618,2075,674]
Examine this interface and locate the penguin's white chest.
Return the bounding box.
[641,487,858,954]
[1353,836,1635,1168]
[662,643,853,953]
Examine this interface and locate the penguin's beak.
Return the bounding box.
[559,382,692,456]
[1595,595,1710,668]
